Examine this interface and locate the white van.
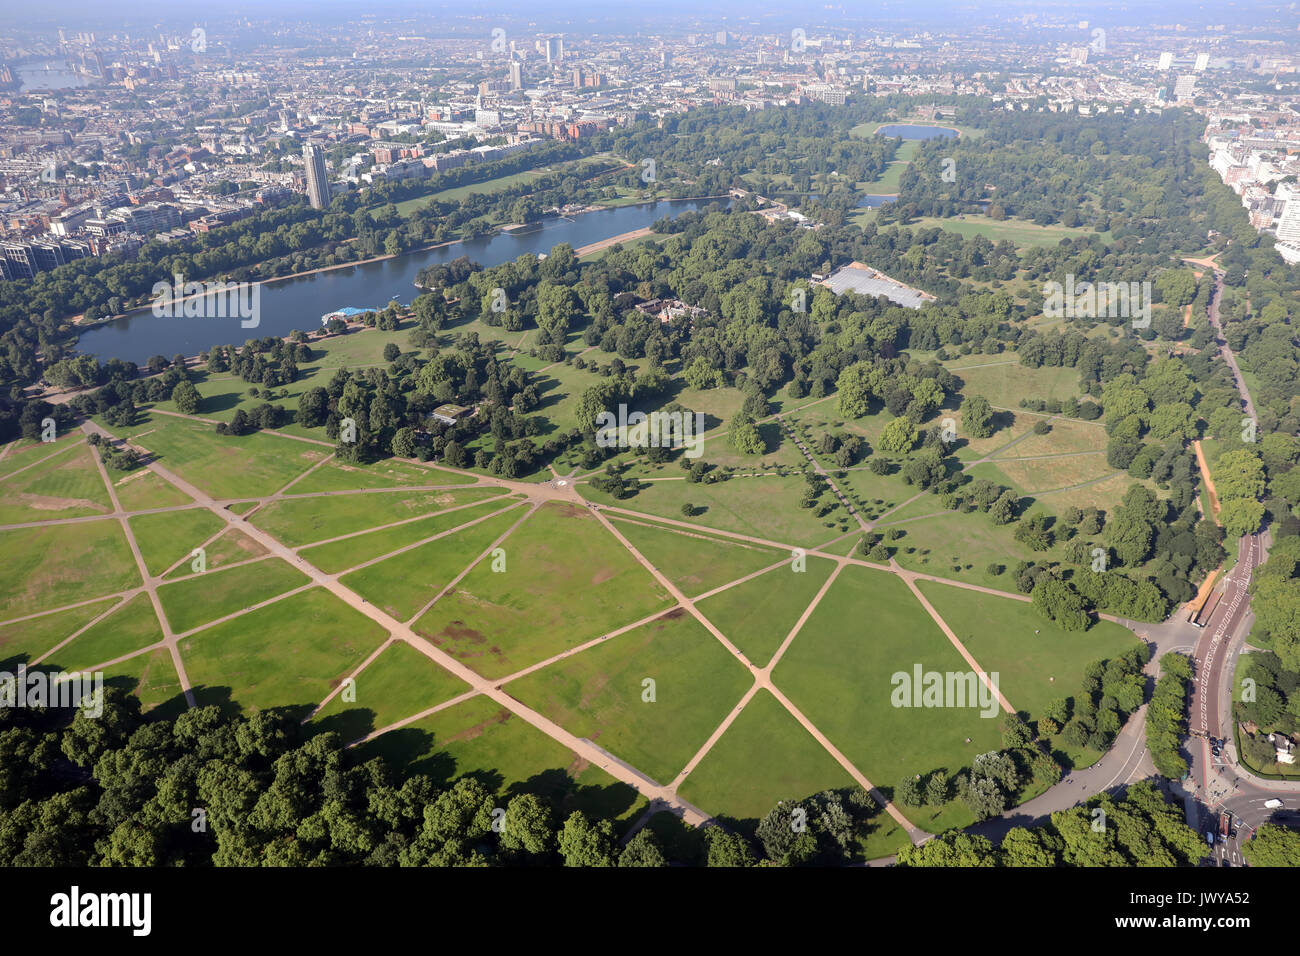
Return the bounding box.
[1264,798,1284,809]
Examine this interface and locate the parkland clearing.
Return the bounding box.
[3,99,1297,869]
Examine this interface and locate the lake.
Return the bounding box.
[875,124,960,140]
[75,198,722,366]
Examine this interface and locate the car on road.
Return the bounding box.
[1264,798,1284,809]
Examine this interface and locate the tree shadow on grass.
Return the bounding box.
[309,705,379,745]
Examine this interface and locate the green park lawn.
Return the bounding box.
[0,597,120,669]
[943,357,1084,411]
[309,640,471,743]
[43,592,164,672]
[342,506,526,622]
[915,580,1138,723]
[578,474,851,547]
[283,457,477,495]
[182,587,388,716]
[412,502,674,679]
[101,411,328,499]
[695,556,838,666]
[100,647,188,720]
[678,688,856,823]
[300,496,523,575]
[0,442,113,524]
[606,516,783,597]
[250,486,504,547]
[0,430,86,478]
[904,215,1111,248]
[157,557,310,634]
[0,520,140,619]
[504,609,753,785]
[113,469,195,510]
[128,508,230,576]
[362,694,649,830]
[772,563,1002,832]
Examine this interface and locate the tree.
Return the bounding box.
[1000,713,1033,748]
[171,380,200,415]
[728,414,766,455]
[499,794,554,858]
[896,831,996,867]
[896,776,923,808]
[391,427,417,459]
[962,394,995,439]
[705,828,756,867]
[878,418,918,454]
[999,827,1059,867]
[681,503,695,518]
[618,829,667,867]
[558,812,615,867]
[295,387,330,428]
[683,356,724,390]
[924,770,950,806]
[1243,825,1300,867]
[836,362,884,418]
[1031,579,1090,631]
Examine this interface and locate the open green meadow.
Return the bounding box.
[362,694,649,830]
[0,442,112,524]
[412,502,675,678]
[695,556,838,666]
[678,688,856,822]
[310,640,471,743]
[0,520,140,619]
[43,592,163,672]
[342,505,527,622]
[158,557,310,634]
[181,587,388,716]
[505,609,753,784]
[773,564,1002,831]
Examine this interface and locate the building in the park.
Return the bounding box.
[817,262,937,310]
[430,404,474,426]
[303,143,331,209]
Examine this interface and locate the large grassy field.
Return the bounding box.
[678,688,856,823]
[43,592,163,671]
[0,430,86,478]
[0,442,113,524]
[362,694,649,831]
[578,474,851,547]
[412,502,675,679]
[100,647,188,720]
[695,556,838,666]
[101,411,329,499]
[182,587,388,716]
[310,640,471,743]
[504,609,753,785]
[943,358,1084,410]
[113,469,194,510]
[284,457,478,495]
[880,504,1068,590]
[342,505,527,622]
[249,486,504,547]
[607,516,782,597]
[0,597,120,668]
[915,580,1138,723]
[158,557,310,634]
[905,215,1112,248]
[772,563,1001,832]
[0,520,140,619]
[129,508,230,576]
[300,496,523,575]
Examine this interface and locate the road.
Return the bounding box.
[1177,267,1300,865]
